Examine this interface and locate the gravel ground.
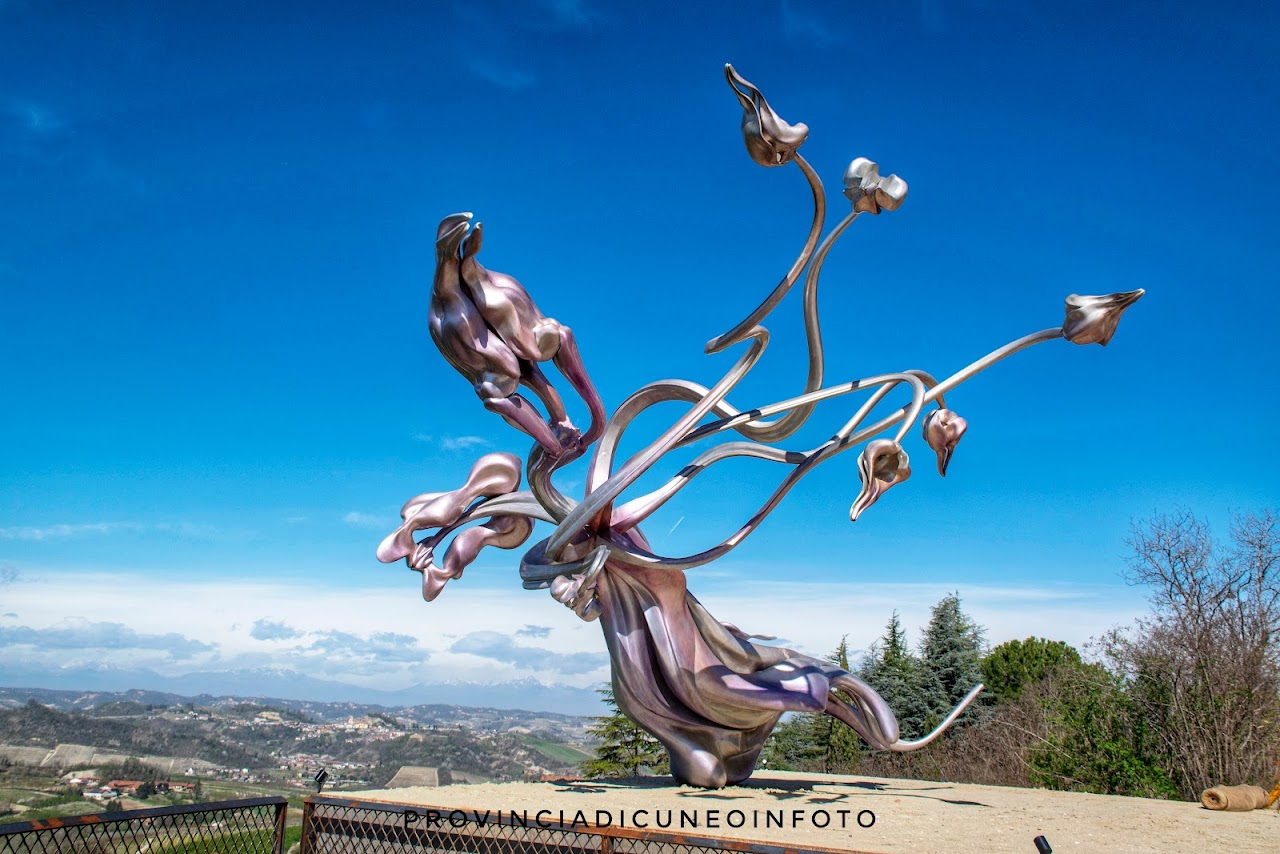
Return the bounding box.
[348,770,1278,853]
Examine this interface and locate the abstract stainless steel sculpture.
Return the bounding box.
[377,65,1143,789]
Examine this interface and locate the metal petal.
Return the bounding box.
[922,408,968,477]
[724,64,808,167]
[850,439,911,520]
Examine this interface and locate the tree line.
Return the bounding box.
[586,509,1280,801]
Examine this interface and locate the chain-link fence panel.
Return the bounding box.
[0,796,287,854]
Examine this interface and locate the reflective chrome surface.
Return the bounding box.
[376,66,1144,788]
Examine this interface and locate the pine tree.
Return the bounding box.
[581,684,669,778]
[822,636,862,772]
[918,593,985,728]
[858,611,932,739]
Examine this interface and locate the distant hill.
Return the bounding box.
[0,686,592,735]
[0,686,596,784]
[0,664,603,716]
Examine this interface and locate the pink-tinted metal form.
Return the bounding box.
[377,65,1144,788]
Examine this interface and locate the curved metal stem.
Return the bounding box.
[547,328,771,561]
[704,155,825,354]
[732,208,859,442]
[886,683,985,751]
[595,330,1065,568]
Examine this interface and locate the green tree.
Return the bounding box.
[918,593,985,729]
[581,685,669,778]
[859,612,932,739]
[981,637,1082,703]
[1027,661,1176,798]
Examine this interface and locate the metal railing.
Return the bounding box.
[0,796,288,854]
[301,796,873,854]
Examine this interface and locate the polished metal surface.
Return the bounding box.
[377,65,1144,788]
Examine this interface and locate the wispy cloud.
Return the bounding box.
[250,619,301,641]
[0,521,218,541]
[0,522,146,541]
[0,620,214,659]
[450,630,608,675]
[7,99,64,135]
[0,565,18,584]
[342,511,382,527]
[466,58,537,92]
[412,433,492,451]
[537,0,596,29]
[780,0,844,46]
[440,435,491,451]
[516,625,552,638]
[309,630,426,663]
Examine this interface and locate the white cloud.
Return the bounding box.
[439,435,491,451]
[0,522,146,541]
[0,621,213,659]
[0,521,218,541]
[450,630,607,674]
[342,511,382,527]
[0,568,1147,694]
[411,433,492,451]
[250,619,301,641]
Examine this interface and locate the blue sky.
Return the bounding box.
[2,1,1277,713]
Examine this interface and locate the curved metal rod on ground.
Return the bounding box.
[545,328,771,561]
[704,155,825,355]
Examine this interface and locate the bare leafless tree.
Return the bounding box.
[1102,508,1280,799]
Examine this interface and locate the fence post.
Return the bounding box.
[300,798,315,854]
[273,799,289,854]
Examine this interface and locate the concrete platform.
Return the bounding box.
[346,770,1278,854]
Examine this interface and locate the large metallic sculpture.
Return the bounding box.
[376,65,1143,789]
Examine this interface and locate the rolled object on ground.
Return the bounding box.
[1199,785,1272,811]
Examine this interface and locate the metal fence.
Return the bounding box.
[0,796,288,854]
[301,796,872,854]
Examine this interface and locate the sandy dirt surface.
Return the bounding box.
[348,770,1278,853]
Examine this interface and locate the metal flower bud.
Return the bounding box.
[724,64,809,167]
[1062,289,1144,346]
[922,408,967,477]
[850,439,912,521]
[843,158,908,214]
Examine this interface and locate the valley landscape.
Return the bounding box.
[0,685,593,825]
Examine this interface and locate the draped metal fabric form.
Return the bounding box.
[376,65,1143,788]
